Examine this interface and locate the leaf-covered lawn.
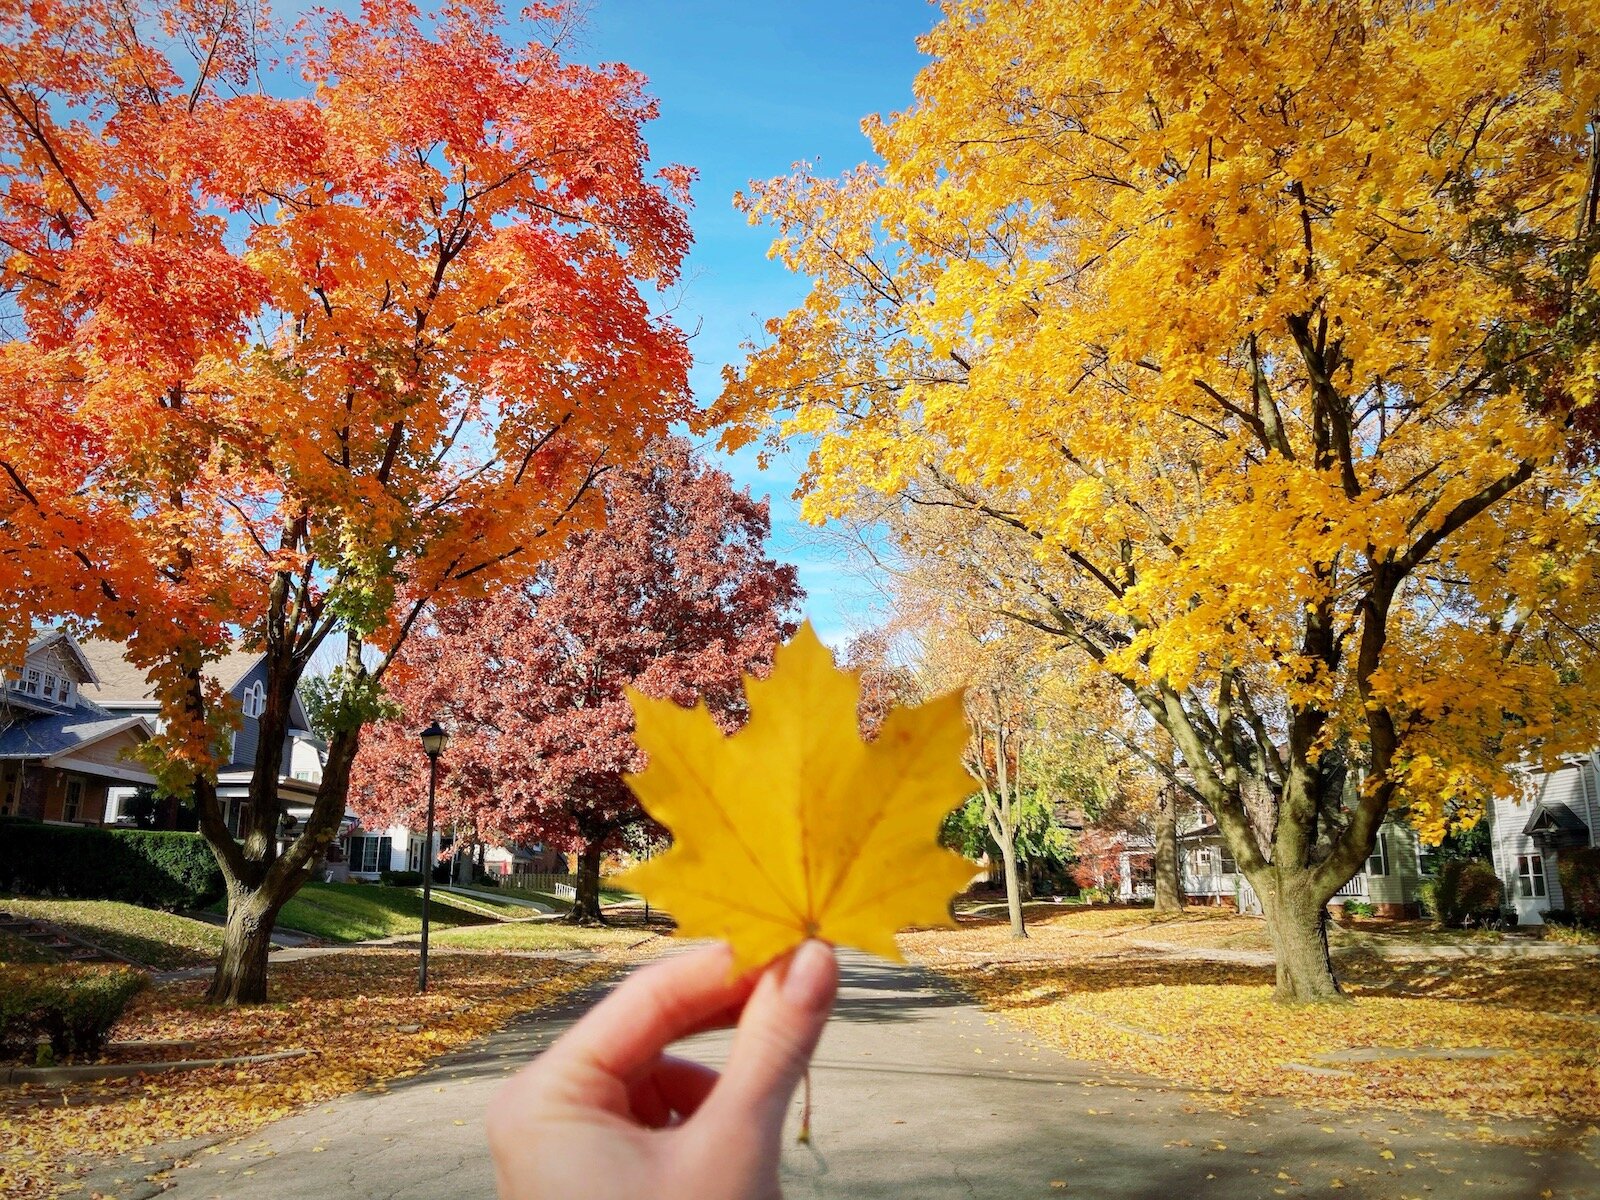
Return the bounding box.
[429,921,660,953]
[0,928,60,964]
[0,899,224,970]
[0,950,615,1200]
[273,882,506,942]
[903,911,1600,1123]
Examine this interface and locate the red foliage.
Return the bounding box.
[350,439,802,859]
[1069,827,1124,894]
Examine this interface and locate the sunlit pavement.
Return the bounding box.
[110,950,1600,1199]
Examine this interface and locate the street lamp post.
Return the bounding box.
[417,720,450,994]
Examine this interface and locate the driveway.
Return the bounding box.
[123,951,1599,1199]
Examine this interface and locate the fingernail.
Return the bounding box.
[782,939,836,1013]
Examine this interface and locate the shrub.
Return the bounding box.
[0,821,222,909]
[1541,908,1600,931]
[1541,910,1600,944]
[1341,900,1376,918]
[380,870,424,887]
[1422,860,1504,928]
[1556,848,1600,920]
[0,963,148,1060]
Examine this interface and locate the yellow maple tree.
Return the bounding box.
[722,0,1600,1000]
[617,623,976,974]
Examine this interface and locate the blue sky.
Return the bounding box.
[575,1,938,645]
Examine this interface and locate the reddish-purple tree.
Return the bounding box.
[352,439,802,920]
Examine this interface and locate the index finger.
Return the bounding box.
[541,943,756,1083]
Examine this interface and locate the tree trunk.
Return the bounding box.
[1261,881,1344,1003]
[1153,789,1184,913]
[201,711,362,1005]
[568,842,605,925]
[997,835,1027,939]
[205,882,291,1005]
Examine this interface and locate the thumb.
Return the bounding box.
[702,939,837,1139]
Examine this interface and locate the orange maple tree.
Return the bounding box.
[0,0,694,1002]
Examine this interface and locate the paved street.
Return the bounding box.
[124,952,1599,1199]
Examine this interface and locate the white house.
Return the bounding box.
[1175,818,1427,917]
[1487,755,1600,925]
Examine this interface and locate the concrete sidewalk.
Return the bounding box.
[126,952,1599,1200]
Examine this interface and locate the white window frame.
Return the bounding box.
[348,834,392,874]
[1367,832,1390,877]
[1518,854,1546,898]
[22,667,41,697]
[241,681,266,719]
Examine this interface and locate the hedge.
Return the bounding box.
[0,963,148,1060]
[1556,847,1600,920]
[0,820,223,909]
[1422,859,1504,928]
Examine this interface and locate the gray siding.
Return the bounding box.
[224,660,269,770]
[1488,760,1600,923]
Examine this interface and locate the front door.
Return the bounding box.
[1511,851,1551,924]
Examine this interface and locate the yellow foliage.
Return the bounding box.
[903,911,1600,1122]
[617,622,976,974]
[722,0,1600,851]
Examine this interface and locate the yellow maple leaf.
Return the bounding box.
[616,621,977,973]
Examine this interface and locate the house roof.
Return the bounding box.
[23,631,101,687]
[77,639,262,706]
[1522,802,1591,840]
[0,703,152,761]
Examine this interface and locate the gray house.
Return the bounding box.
[77,639,326,835]
[1,631,159,824]
[1488,756,1600,925]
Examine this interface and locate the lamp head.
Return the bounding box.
[419,721,450,760]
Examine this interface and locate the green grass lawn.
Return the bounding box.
[0,897,224,969]
[428,888,550,921]
[495,886,638,913]
[273,881,506,942]
[0,926,62,964]
[429,921,650,952]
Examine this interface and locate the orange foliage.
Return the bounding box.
[0,0,694,776]
[0,950,629,1199]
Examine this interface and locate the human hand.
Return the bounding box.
[488,939,839,1200]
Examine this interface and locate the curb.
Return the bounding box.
[4,1046,310,1085]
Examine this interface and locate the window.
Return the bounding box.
[1518,854,1546,898]
[0,767,17,817]
[21,667,40,697]
[63,777,84,823]
[57,679,73,705]
[347,835,393,874]
[241,682,266,720]
[408,837,423,873]
[1367,832,1390,877]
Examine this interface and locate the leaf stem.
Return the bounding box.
[797,1065,813,1144]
